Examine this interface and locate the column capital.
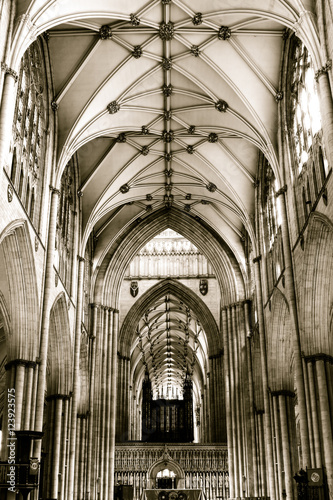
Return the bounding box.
[315,60,332,82]
[78,255,85,263]
[253,255,261,264]
[271,389,295,398]
[49,185,61,196]
[1,63,18,82]
[275,185,287,197]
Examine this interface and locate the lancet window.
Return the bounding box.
[10,39,48,229]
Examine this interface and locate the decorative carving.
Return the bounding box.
[215,99,228,112]
[184,204,191,212]
[51,101,58,112]
[146,205,153,212]
[141,146,149,156]
[275,185,287,197]
[208,133,218,143]
[218,26,231,40]
[107,101,120,114]
[141,126,149,134]
[132,45,143,58]
[164,168,173,176]
[162,130,174,142]
[188,125,195,134]
[275,91,284,102]
[253,255,262,264]
[120,184,130,193]
[164,110,172,120]
[201,199,209,204]
[190,46,200,57]
[185,193,191,200]
[164,153,172,162]
[130,14,140,26]
[162,84,173,96]
[159,21,174,41]
[2,65,18,82]
[146,194,153,201]
[162,0,171,4]
[100,25,113,39]
[315,60,332,81]
[43,31,50,42]
[187,145,194,154]
[130,281,139,297]
[7,184,13,202]
[116,133,126,143]
[192,13,203,25]
[162,57,172,70]
[207,182,217,192]
[199,279,208,295]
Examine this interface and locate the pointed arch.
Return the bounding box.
[266,289,293,392]
[119,278,220,358]
[0,220,39,361]
[47,293,72,395]
[300,212,333,357]
[94,207,245,307]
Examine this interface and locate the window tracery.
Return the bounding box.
[55,160,77,293]
[287,36,330,228]
[10,39,48,228]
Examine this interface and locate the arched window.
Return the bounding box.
[287,35,330,228]
[56,159,77,293]
[11,38,48,230]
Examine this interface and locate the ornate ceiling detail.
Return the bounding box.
[218,26,231,40]
[162,84,173,96]
[120,184,130,194]
[188,126,196,134]
[132,46,143,59]
[164,110,172,120]
[190,46,200,57]
[215,99,228,112]
[141,146,150,156]
[207,182,217,192]
[159,21,175,41]
[116,133,126,143]
[107,101,120,114]
[100,25,112,39]
[162,130,174,142]
[130,14,140,26]
[141,126,149,135]
[162,57,173,70]
[164,153,172,162]
[192,13,203,26]
[208,133,218,143]
[187,145,194,154]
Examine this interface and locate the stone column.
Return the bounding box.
[103,308,113,499]
[0,66,18,176]
[86,304,99,499]
[315,63,333,165]
[109,310,119,499]
[222,307,234,499]
[279,393,294,500]
[34,187,60,455]
[306,359,322,467]
[68,256,85,499]
[316,358,333,494]
[244,301,259,498]
[276,187,311,467]
[50,396,63,500]
[59,396,69,500]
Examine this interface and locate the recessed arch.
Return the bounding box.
[119,278,220,358]
[47,293,72,396]
[94,207,245,307]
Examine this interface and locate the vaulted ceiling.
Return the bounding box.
[21,0,309,271]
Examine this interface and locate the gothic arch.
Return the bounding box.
[47,293,72,395]
[266,289,293,392]
[147,452,185,488]
[119,278,221,358]
[300,212,333,356]
[0,220,39,360]
[95,207,245,308]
